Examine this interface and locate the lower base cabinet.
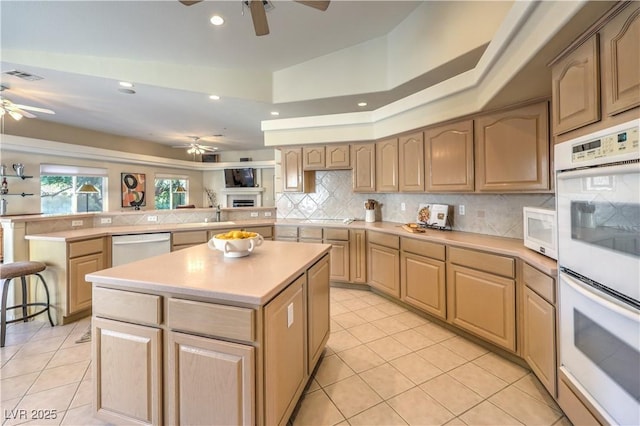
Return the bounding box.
[401,251,446,320]
[93,317,163,425]
[167,332,254,425]
[523,287,556,396]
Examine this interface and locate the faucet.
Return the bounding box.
[215,205,221,222]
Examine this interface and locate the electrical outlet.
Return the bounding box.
[71,220,83,227]
[401,202,406,211]
[250,212,259,217]
[458,205,465,216]
[100,217,112,224]
[147,215,158,222]
[264,211,272,217]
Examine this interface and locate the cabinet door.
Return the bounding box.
[264,275,306,426]
[368,243,400,298]
[375,138,399,192]
[326,239,349,282]
[349,229,367,284]
[282,148,303,192]
[401,252,446,320]
[68,252,103,314]
[326,144,350,169]
[523,287,557,397]
[425,120,474,192]
[351,143,376,192]
[551,35,600,135]
[475,101,550,192]
[167,331,255,426]
[302,146,325,170]
[93,317,162,425]
[398,132,425,192]
[307,255,330,372]
[447,264,516,351]
[602,4,640,116]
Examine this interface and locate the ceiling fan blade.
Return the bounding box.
[10,107,36,119]
[249,0,269,36]
[13,104,55,115]
[178,0,202,6]
[295,1,330,11]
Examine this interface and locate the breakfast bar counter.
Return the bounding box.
[87,240,331,426]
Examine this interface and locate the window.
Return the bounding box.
[40,165,107,214]
[154,176,188,209]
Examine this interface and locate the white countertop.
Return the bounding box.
[87,240,331,306]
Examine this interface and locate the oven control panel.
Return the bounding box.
[571,126,639,163]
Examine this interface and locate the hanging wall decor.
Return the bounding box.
[121,173,146,209]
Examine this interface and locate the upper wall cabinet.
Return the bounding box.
[475,101,550,192]
[375,138,399,192]
[351,143,376,193]
[601,4,640,116]
[282,148,314,193]
[398,132,425,192]
[424,120,474,192]
[551,35,601,135]
[302,145,351,171]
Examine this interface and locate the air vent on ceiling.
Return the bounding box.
[3,70,44,81]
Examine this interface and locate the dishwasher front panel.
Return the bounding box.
[111,233,171,266]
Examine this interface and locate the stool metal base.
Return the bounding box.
[1,273,54,347]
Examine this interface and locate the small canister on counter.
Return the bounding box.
[365,199,377,223]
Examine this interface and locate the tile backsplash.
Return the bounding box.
[276,171,555,239]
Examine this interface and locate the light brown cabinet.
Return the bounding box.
[447,247,516,352]
[522,262,557,397]
[93,316,163,425]
[424,120,474,192]
[475,101,550,192]
[602,4,640,116]
[307,256,330,372]
[243,225,274,241]
[302,144,350,170]
[552,35,601,135]
[302,146,325,170]
[323,228,349,282]
[282,148,314,192]
[172,230,207,251]
[349,229,367,284]
[352,143,376,192]
[264,275,306,426]
[68,252,104,314]
[398,132,425,192]
[367,231,400,298]
[375,138,399,192]
[167,331,254,425]
[400,238,446,320]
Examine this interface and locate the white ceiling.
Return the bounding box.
[0,1,612,153]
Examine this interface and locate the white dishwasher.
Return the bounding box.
[111,233,171,266]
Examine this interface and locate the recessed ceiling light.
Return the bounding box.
[210,15,224,26]
[119,81,134,88]
[357,102,367,107]
[270,111,280,116]
[209,95,220,100]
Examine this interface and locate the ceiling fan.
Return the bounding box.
[0,96,55,121]
[172,137,219,155]
[179,0,330,36]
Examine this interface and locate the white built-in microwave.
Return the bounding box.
[523,207,557,259]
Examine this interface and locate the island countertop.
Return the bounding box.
[86,240,331,305]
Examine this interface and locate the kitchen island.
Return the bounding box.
[86,240,331,426]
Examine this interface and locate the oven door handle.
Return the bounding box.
[557,162,639,180]
[561,272,640,320]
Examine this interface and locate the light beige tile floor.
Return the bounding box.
[0,287,571,426]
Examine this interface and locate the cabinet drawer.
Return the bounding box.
[449,246,514,278]
[299,226,322,240]
[324,228,349,241]
[172,231,207,246]
[274,226,298,239]
[401,237,445,261]
[93,287,162,326]
[244,226,273,238]
[168,298,255,342]
[523,262,555,304]
[368,231,399,250]
[68,238,103,258]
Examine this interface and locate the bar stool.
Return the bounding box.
[1,261,54,347]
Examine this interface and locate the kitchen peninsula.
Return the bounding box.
[86,240,331,426]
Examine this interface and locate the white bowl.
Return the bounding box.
[208,232,264,257]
